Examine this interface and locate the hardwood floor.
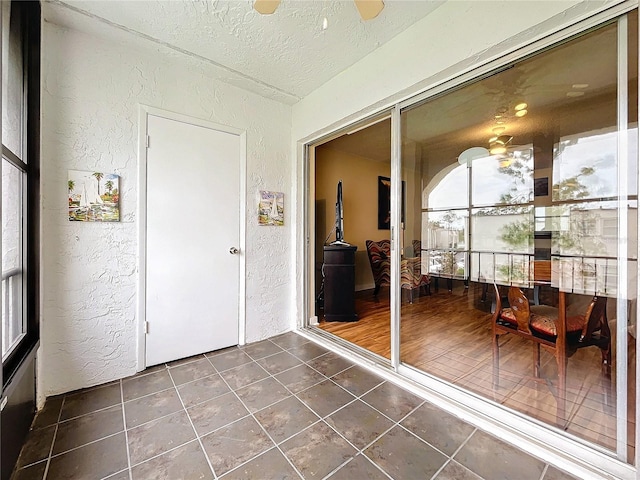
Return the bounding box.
[318,283,636,458]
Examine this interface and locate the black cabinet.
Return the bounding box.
[323,245,357,322]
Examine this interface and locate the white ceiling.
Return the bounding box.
[44,0,444,105]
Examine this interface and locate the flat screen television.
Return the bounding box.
[331,180,350,246]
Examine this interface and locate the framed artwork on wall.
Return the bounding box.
[68,170,120,222]
[377,176,405,230]
[258,190,284,226]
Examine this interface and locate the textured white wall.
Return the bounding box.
[39,22,292,397]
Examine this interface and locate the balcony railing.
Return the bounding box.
[468,250,636,298]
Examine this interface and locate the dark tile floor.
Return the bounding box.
[12,332,580,480]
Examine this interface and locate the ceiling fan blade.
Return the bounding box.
[354,0,384,20]
[254,0,281,15]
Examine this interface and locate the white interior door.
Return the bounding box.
[145,114,240,366]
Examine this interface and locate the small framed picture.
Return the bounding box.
[258,191,284,226]
[68,170,120,222]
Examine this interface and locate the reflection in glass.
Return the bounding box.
[424,163,468,209]
[398,14,636,463]
[472,148,533,207]
[423,210,468,279]
[553,129,620,201]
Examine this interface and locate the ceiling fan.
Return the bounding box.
[253,0,385,21]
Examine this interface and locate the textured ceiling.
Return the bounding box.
[44,0,444,104]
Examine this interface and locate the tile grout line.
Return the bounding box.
[101,468,131,480]
[247,349,407,468]
[320,451,395,480]
[396,412,468,460]
[126,439,202,471]
[340,396,467,478]
[27,336,584,480]
[216,345,328,402]
[119,379,133,480]
[429,458,454,480]
[539,463,550,480]
[57,399,133,426]
[47,431,126,461]
[361,453,395,480]
[424,425,481,479]
[240,345,285,362]
[204,354,306,480]
[166,366,219,480]
[50,342,390,479]
[138,352,302,440]
[281,358,404,478]
[41,395,66,480]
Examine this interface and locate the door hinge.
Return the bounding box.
[145,321,150,334]
[146,135,150,148]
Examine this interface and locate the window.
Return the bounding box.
[1,1,40,384]
[2,158,25,359]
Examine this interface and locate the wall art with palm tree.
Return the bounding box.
[68,170,120,222]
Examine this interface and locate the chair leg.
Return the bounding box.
[556,353,568,428]
[601,316,612,377]
[533,344,541,378]
[600,346,612,377]
[493,335,500,390]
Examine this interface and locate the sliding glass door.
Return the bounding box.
[398,12,637,461]
[311,116,393,361]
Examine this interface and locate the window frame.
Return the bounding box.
[2,0,40,387]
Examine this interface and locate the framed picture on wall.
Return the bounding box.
[377,176,405,230]
[68,170,120,222]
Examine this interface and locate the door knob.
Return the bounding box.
[229,247,239,255]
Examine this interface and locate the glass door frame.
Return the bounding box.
[302,2,639,477]
[303,110,395,366]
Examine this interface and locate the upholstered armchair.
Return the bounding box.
[365,240,430,303]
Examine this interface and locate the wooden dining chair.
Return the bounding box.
[491,283,611,423]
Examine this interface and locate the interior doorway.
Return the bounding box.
[142,111,244,367]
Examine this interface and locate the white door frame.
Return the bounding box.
[136,105,247,371]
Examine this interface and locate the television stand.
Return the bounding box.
[323,244,358,322]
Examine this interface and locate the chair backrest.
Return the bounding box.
[580,296,607,342]
[507,286,532,334]
[365,240,391,285]
[365,240,391,264]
